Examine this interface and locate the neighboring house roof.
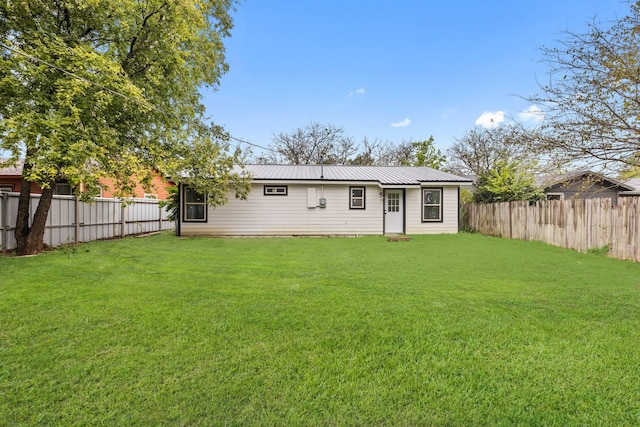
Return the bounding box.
[623,178,640,190]
[536,170,635,191]
[0,160,23,176]
[241,165,472,186]
[410,169,640,197]
[460,174,477,183]
[620,177,640,196]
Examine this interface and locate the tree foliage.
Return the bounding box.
[473,159,544,203]
[0,0,250,254]
[446,125,535,177]
[354,136,445,168]
[256,122,445,168]
[256,122,357,165]
[529,0,640,174]
[411,136,446,169]
[447,125,544,203]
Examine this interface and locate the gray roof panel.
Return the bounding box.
[536,170,635,191]
[243,165,471,185]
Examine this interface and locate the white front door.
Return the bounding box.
[384,190,404,234]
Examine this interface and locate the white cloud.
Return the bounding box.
[518,105,545,124]
[475,111,505,128]
[348,88,365,98]
[391,118,411,128]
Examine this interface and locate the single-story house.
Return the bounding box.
[537,171,635,205]
[0,160,173,200]
[177,164,473,237]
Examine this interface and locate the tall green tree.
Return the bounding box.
[0,0,250,255]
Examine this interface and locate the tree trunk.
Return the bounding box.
[15,173,55,256]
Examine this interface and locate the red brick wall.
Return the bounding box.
[100,174,173,199]
[0,177,40,193]
[0,173,173,199]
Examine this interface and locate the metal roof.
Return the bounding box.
[536,170,635,191]
[243,165,472,185]
[2,160,471,186]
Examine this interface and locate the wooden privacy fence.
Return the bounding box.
[0,192,174,251]
[464,197,640,262]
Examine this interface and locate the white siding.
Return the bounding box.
[181,183,461,236]
[405,186,460,234]
[181,183,384,236]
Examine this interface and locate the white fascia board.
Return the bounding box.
[253,179,381,186]
[377,184,421,189]
[419,181,470,186]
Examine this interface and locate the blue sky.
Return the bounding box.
[202,0,626,157]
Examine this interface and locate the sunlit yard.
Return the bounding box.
[1,232,640,426]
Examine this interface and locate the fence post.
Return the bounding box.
[121,202,126,236]
[159,203,163,231]
[1,192,7,251]
[625,197,640,262]
[508,201,513,239]
[74,196,80,243]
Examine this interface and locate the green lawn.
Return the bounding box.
[1,232,640,426]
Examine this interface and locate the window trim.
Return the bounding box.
[264,185,288,196]
[0,185,13,192]
[349,186,366,210]
[182,185,207,222]
[422,187,443,223]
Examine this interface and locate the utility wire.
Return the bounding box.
[228,135,273,152]
[0,41,276,153]
[0,41,163,114]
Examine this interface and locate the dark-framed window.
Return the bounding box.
[0,185,13,192]
[183,185,207,222]
[422,188,442,222]
[54,182,73,196]
[350,186,366,209]
[264,185,288,196]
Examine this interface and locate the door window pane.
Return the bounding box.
[387,192,399,212]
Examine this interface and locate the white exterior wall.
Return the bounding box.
[180,183,461,236]
[404,185,460,234]
[181,183,384,236]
